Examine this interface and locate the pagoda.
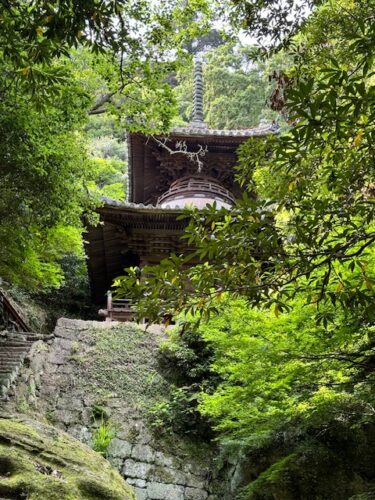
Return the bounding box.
[85,61,277,319]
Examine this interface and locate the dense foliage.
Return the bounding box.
[174,41,281,128]
[115,1,375,496]
[154,284,375,496]
[0,0,212,292]
[116,0,375,324]
[0,61,95,289]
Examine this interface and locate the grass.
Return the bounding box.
[92,418,116,456]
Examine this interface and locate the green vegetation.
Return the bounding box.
[78,324,170,414]
[115,0,375,497]
[92,418,116,456]
[1,0,374,497]
[0,415,134,500]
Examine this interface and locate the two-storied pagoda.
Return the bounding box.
[85,61,277,318]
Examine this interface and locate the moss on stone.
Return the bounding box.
[79,324,169,415]
[0,414,135,500]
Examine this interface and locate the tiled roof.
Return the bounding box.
[100,197,182,211]
[171,121,279,137]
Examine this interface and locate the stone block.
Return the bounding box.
[53,338,73,350]
[68,425,91,445]
[147,482,184,500]
[133,487,148,500]
[123,459,152,479]
[131,444,155,463]
[107,438,132,459]
[47,350,67,365]
[184,487,209,500]
[54,326,76,340]
[107,456,124,471]
[127,478,147,488]
[151,465,186,486]
[154,451,174,468]
[56,397,83,412]
[185,474,206,490]
[53,409,79,426]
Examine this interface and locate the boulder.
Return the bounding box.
[0,414,135,500]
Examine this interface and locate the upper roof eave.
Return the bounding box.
[169,122,279,139]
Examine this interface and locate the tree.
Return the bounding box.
[0,0,215,290]
[174,40,280,129]
[114,1,375,495]
[0,61,96,289]
[115,0,375,325]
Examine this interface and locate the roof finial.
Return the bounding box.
[191,56,207,129]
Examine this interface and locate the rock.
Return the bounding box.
[53,338,72,350]
[185,487,209,499]
[152,465,186,485]
[154,451,174,468]
[127,477,147,488]
[47,349,67,365]
[68,425,91,445]
[133,487,148,500]
[53,409,79,426]
[147,481,185,500]
[56,397,83,412]
[53,326,76,340]
[131,444,155,463]
[185,474,207,489]
[124,459,152,479]
[0,414,135,500]
[108,456,125,470]
[108,437,132,459]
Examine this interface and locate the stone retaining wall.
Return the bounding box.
[4,319,226,500]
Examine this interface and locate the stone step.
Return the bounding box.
[0,349,27,355]
[0,340,31,347]
[0,361,21,368]
[0,333,37,398]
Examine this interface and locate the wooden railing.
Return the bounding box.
[157,176,235,206]
[0,289,31,332]
[99,293,135,322]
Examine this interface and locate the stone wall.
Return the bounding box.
[4,319,230,500]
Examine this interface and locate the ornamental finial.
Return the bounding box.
[191,56,207,129]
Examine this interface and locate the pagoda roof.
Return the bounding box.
[85,200,190,303]
[101,197,184,211]
[127,122,278,205]
[170,121,279,138]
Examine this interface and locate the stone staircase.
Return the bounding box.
[0,331,41,398]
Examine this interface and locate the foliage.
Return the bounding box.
[197,296,375,445]
[155,293,375,496]
[92,418,116,456]
[148,386,206,437]
[86,114,127,201]
[114,3,375,496]
[174,40,282,129]
[0,0,212,116]
[0,68,97,290]
[115,0,375,324]
[148,326,218,438]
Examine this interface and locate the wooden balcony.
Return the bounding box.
[157,176,235,209]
